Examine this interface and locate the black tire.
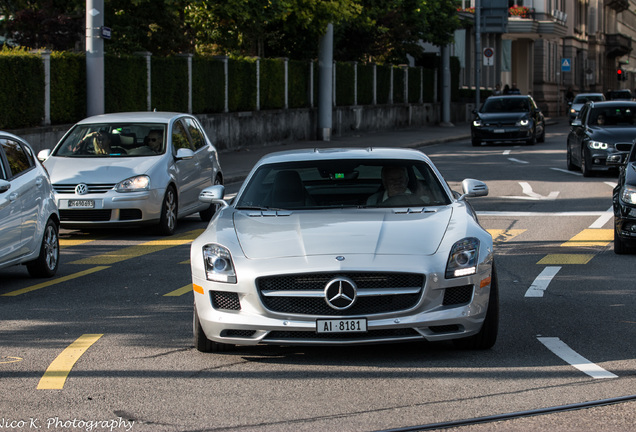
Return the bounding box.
[566,146,576,171]
[157,186,177,236]
[472,139,481,147]
[199,176,223,222]
[453,263,499,350]
[581,149,592,177]
[537,125,545,143]
[614,227,631,254]
[526,129,536,146]
[26,218,59,278]
[193,306,233,353]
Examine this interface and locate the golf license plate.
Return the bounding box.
[316,318,367,334]
[68,199,95,208]
[494,128,505,133]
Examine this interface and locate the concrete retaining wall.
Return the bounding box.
[12,102,469,155]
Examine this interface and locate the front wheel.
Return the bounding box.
[472,139,481,147]
[453,263,499,350]
[614,227,632,254]
[26,219,59,278]
[193,305,233,353]
[581,150,593,177]
[157,186,177,236]
[566,146,576,171]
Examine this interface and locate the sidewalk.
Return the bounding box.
[218,117,562,184]
[219,123,472,184]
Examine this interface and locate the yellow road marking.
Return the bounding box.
[0,356,23,364]
[37,334,103,390]
[487,229,526,244]
[68,229,204,265]
[537,254,594,265]
[164,284,193,297]
[59,238,97,249]
[561,229,613,247]
[1,267,110,296]
[179,259,190,265]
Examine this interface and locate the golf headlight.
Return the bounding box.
[446,238,479,278]
[472,119,482,127]
[621,186,636,205]
[516,118,531,127]
[203,244,236,283]
[588,141,609,150]
[116,175,150,192]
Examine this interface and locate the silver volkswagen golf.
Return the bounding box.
[191,148,498,352]
[38,112,223,235]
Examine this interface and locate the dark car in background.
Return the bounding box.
[607,89,633,101]
[568,93,605,123]
[566,101,636,177]
[607,141,636,253]
[471,95,545,146]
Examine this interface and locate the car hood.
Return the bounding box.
[233,207,452,259]
[571,103,584,111]
[477,112,528,122]
[43,156,161,184]
[587,127,636,143]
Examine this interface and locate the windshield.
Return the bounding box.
[53,123,167,157]
[573,95,604,104]
[235,159,451,210]
[481,97,530,113]
[589,106,636,126]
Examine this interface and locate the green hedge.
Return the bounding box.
[0,49,43,128]
[0,51,461,129]
[105,54,147,113]
[50,51,85,124]
[193,56,225,113]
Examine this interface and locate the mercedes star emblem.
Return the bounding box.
[324,277,357,310]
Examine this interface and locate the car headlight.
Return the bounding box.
[516,118,531,127]
[570,108,576,114]
[472,119,482,127]
[203,244,236,283]
[446,238,479,278]
[116,175,150,192]
[621,185,636,205]
[588,141,610,150]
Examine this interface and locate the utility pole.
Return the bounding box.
[86,0,105,116]
[318,23,334,141]
[475,0,481,108]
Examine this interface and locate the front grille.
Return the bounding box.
[257,272,424,316]
[60,209,111,221]
[211,291,241,310]
[53,183,116,194]
[443,285,474,306]
[120,209,142,220]
[264,328,421,341]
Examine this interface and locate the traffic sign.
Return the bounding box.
[483,47,494,66]
[561,58,571,72]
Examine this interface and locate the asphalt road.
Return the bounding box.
[1,122,635,432]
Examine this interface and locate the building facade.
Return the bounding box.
[454,0,636,116]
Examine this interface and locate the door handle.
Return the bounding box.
[9,193,18,202]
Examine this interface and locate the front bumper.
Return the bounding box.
[471,126,532,143]
[55,189,164,226]
[192,254,494,346]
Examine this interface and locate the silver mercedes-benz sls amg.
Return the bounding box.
[191,147,498,352]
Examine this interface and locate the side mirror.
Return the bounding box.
[199,184,229,208]
[37,149,51,162]
[0,179,10,193]
[175,148,194,160]
[459,179,488,200]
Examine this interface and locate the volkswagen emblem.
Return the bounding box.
[75,183,88,195]
[324,277,357,310]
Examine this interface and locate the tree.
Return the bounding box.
[334,0,460,64]
[185,0,361,59]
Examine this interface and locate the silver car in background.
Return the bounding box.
[0,132,60,277]
[38,112,223,235]
[191,148,498,352]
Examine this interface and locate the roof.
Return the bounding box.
[75,112,193,124]
[254,147,433,165]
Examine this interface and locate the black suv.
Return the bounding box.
[609,142,636,253]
